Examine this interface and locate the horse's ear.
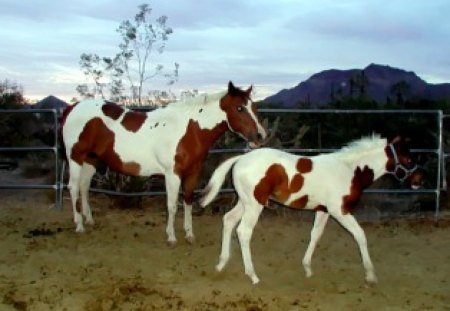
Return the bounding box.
[228,81,235,93]
[245,85,253,97]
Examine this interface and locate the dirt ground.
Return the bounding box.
[0,189,450,311]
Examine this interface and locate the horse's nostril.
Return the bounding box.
[257,133,263,141]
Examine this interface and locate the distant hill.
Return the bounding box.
[264,64,450,107]
[34,95,68,111]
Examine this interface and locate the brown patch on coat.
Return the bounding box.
[289,195,309,209]
[121,111,148,132]
[75,199,81,213]
[342,165,374,214]
[254,159,313,206]
[314,205,328,213]
[254,164,290,205]
[296,158,313,173]
[174,119,228,203]
[70,117,141,176]
[102,102,124,120]
[289,174,304,193]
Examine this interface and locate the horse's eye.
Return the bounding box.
[237,105,244,112]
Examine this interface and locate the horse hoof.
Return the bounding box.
[75,227,85,233]
[216,263,225,272]
[167,240,177,247]
[185,235,195,244]
[365,275,378,287]
[250,275,260,285]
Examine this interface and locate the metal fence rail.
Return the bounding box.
[0,108,62,207]
[0,108,446,221]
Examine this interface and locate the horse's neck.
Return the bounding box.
[176,101,230,153]
[340,147,387,180]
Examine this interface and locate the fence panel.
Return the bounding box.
[0,109,62,207]
[0,108,445,221]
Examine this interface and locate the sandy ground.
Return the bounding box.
[0,190,450,311]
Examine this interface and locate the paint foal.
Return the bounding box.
[201,135,422,284]
[61,82,266,244]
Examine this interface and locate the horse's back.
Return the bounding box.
[232,148,355,208]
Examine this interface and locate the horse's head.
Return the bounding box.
[220,81,267,148]
[386,136,424,189]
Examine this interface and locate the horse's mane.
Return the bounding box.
[336,134,386,158]
[165,91,227,110]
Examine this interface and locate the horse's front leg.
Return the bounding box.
[165,173,181,245]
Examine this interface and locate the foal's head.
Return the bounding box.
[386,136,424,189]
[220,82,267,148]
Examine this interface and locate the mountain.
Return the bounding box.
[34,95,69,111]
[264,64,450,107]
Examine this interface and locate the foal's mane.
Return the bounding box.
[337,134,386,156]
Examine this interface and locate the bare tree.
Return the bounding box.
[77,3,179,105]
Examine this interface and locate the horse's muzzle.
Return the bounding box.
[248,132,266,149]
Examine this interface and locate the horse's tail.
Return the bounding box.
[200,155,242,207]
[58,103,77,162]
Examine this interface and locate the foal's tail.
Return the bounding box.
[200,155,242,207]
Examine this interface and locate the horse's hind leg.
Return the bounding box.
[236,202,264,284]
[67,160,84,232]
[216,200,244,272]
[181,170,201,244]
[165,173,181,245]
[80,163,96,225]
[332,213,377,284]
[302,211,329,278]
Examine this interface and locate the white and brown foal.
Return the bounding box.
[201,135,423,284]
[61,82,266,244]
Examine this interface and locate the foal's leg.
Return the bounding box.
[79,163,96,225]
[165,173,181,245]
[302,211,330,278]
[332,213,378,284]
[236,202,264,284]
[216,200,244,272]
[67,160,84,232]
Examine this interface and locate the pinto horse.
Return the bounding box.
[200,135,423,284]
[61,82,266,244]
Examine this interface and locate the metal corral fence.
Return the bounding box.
[0,108,62,197]
[0,108,447,220]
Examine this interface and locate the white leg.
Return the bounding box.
[183,202,194,243]
[80,163,96,225]
[68,161,84,233]
[302,211,329,278]
[333,213,378,284]
[236,203,263,285]
[165,174,181,245]
[216,201,244,272]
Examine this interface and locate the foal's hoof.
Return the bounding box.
[249,275,260,285]
[365,275,378,287]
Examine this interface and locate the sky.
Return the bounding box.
[1,0,450,102]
